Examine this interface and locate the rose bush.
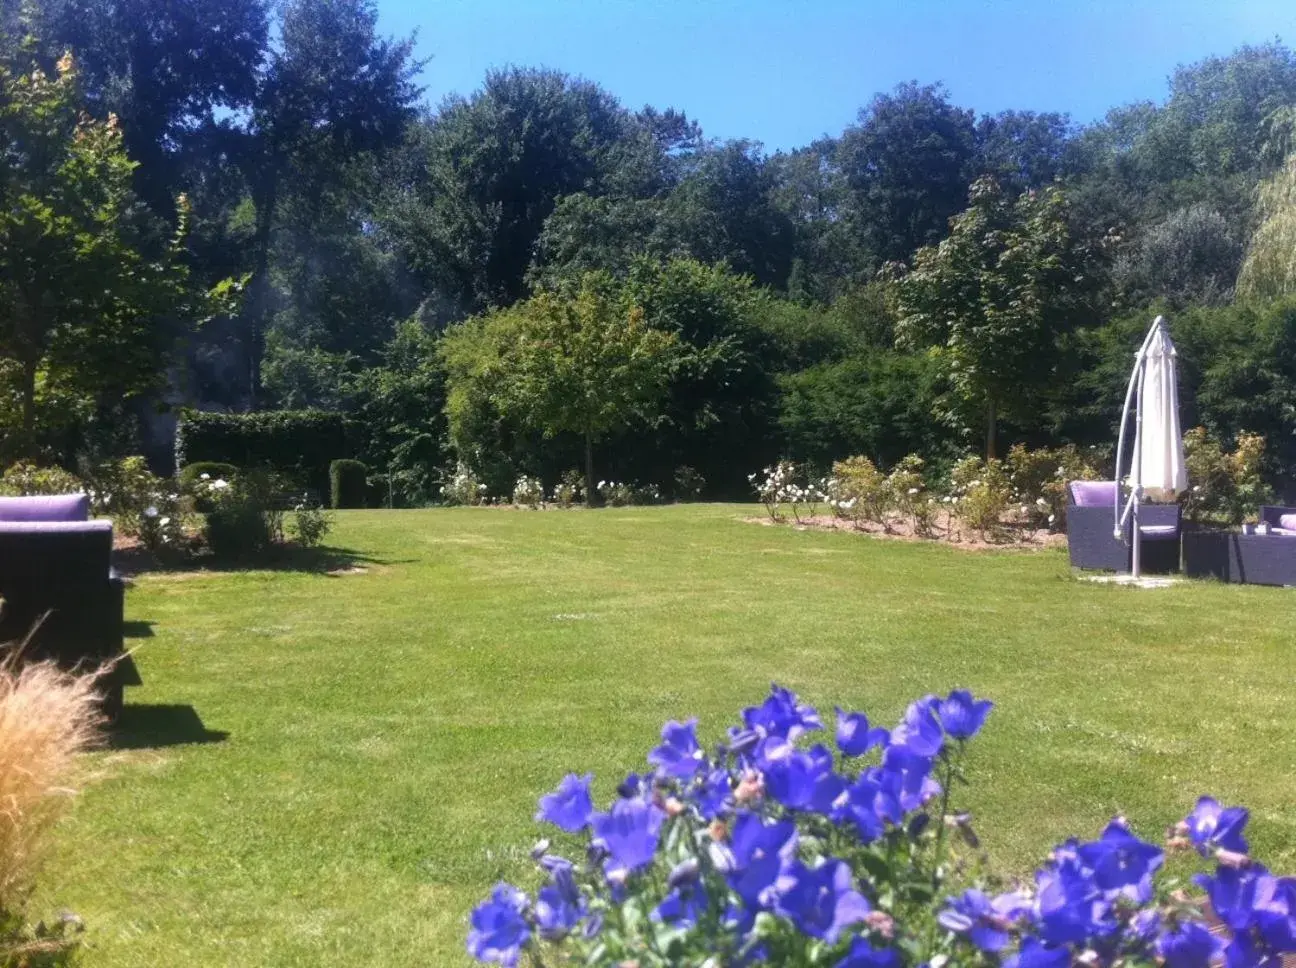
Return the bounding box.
[467,685,1293,968]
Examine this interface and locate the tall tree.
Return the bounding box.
[0,54,231,454]
[892,177,1099,457]
[836,83,978,267]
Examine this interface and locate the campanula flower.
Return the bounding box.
[939,888,1029,952]
[743,684,823,742]
[1034,855,1110,945]
[591,796,664,879]
[1005,937,1070,968]
[773,858,871,943]
[648,718,706,779]
[652,884,707,927]
[533,883,581,940]
[467,883,531,966]
[1184,796,1249,857]
[1156,921,1223,968]
[764,745,836,812]
[724,812,797,908]
[937,689,994,740]
[1075,819,1163,903]
[693,767,732,819]
[535,773,594,833]
[836,937,901,968]
[891,695,944,757]
[836,707,890,757]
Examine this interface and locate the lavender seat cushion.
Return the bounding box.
[1069,481,1117,507]
[0,494,90,522]
[1279,514,1296,532]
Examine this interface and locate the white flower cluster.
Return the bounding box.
[751,462,825,522]
[512,475,545,508]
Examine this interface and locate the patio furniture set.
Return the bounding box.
[0,493,131,719]
[1067,481,1296,587]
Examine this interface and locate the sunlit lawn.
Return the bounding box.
[37,504,1296,966]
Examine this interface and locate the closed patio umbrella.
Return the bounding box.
[1113,315,1188,577]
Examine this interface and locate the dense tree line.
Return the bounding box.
[4,1,1296,497]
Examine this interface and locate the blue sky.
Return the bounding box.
[376,0,1296,151]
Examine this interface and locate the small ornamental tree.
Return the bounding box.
[0,53,241,455]
[891,177,1099,458]
[443,275,677,504]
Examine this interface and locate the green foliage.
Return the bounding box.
[948,455,1013,541]
[176,409,355,497]
[86,456,191,553]
[672,466,706,501]
[893,177,1100,457]
[200,469,288,559]
[1181,427,1270,525]
[178,462,240,491]
[511,475,544,509]
[552,469,584,508]
[884,455,936,536]
[288,495,333,548]
[440,463,486,506]
[0,462,83,497]
[827,456,889,529]
[1005,443,1101,531]
[1237,156,1296,302]
[328,459,368,510]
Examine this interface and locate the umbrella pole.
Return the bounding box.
[1131,350,1148,579]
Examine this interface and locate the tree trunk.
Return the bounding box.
[985,398,998,460]
[584,432,596,507]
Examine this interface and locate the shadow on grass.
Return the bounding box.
[114,544,403,578]
[123,620,155,638]
[109,703,228,750]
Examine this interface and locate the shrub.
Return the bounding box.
[1004,444,1101,532]
[177,462,239,492]
[442,463,487,506]
[596,480,634,508]
[885,454,936,535]
[552,469,584,508]
[672,465,706,501]
[948,456,1013,541]
[631,483,662,505]
[288,495,333,548]
[1182,427,1270,525]
[828,456,889,529]
[175,409,355,496]
[468,683,1294,968]
[201,469,288,560]
[0,462,83,497]
[0,656,101,965]
[329,459,368,510]
[83,457,190,555]
[512,475,545,509]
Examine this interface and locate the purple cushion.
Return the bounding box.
[0,494,90,522]
[0,519,110,534]
[1280,514,1296,532]
[1069,481,1118,507]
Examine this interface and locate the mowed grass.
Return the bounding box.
[36,504,1296,966]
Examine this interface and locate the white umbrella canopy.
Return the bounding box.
[1132,320,1188,502]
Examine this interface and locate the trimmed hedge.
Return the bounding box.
[329,459,368,509]
[175,410,357,497]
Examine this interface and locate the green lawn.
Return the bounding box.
[37,504,1296,966]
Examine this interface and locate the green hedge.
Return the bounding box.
[329,459,368,509]
[175,410,357,497]
[178,461,239,489]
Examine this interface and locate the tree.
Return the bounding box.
[441,275,677,502]
[1237,156,1296,303]
[0,54,231,456]
[836,83,978,267]
[892,177,1099,458]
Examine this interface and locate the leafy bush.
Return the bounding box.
[885,455,936,536]
[329,459,368,510]
[83,457,190,554]
[553,469,584,508]
[201,470,287,560]
[0,462,83,497]
[178,462,239,492]
[442,463,487,506]
[827,456,890,529]
[750,461,825,523]
[596,480,634,508]
[673,466,706,501]
[1005,444,1100,532]
[288,495,333,548]
[0,657,101,966]
[175,409,356,497]
[948,456,1012,541]
[632,483,663,505]
[1181,428,1270,525]
[512,475,545,508]
[468,684,1295,968]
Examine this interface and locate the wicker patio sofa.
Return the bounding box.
[1183,505,1296,587]
[1066,481,1181,573]
[0,495,128,719]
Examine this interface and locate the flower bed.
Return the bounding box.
[468,685,1293,968]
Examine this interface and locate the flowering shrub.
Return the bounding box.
[0,462,84,497]
[632,483,663,505]
[1181,428,1269,526]
[513,475,545,509]
[751,462,826,523]
[674,466,707,501]
[598,481,635,507]
[947,457,1012,542]
[202,470,287,559]
[85,457,190,554]
[288,495,333,548]
[553,470,585,508]
[828,457,890,530]
[443,463,489,506]
[468,685,1295,968]
[885,455,936,536]
[1005,445,1101,532]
